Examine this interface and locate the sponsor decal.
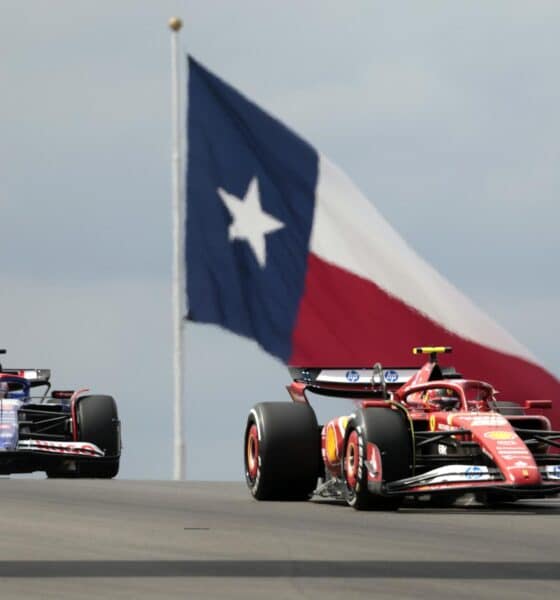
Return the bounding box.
[384,370,398,383]
[397,464,496,486]
[502,455,531,461]
[345,370,360,383]
[506,464,536,471]
[484,431,516,441]
[325,423,339,464]
[365,443,381,482]
[17,440,104,457]
[546,465,560,480]
[497,453,532,463]
[0,400,20,451]
[468,416,507,427]
[429,415,436,432]
[465,466,484,480]
[356,426,364,485]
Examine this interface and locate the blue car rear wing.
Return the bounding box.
[1,369,51,387]
[0,350,51,386]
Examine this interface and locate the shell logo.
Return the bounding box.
[484,431,516,441]
[325,417,349,464]
[325,424,339,463]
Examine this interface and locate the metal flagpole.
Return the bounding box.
[169,16,185,481]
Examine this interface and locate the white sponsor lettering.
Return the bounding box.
[17,440,104,457]
[399,464,500,486]
[544,465,560,480]
[468,416,507,427]
[317,368,417,385]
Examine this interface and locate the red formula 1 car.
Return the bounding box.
[244,347,560,509]
[0,349,121,478]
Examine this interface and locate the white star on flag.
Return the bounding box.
[218,177,285,268]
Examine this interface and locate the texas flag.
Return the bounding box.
[185,56,560,426]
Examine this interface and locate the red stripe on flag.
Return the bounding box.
[291,254,560,428]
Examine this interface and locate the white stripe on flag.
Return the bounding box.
[310,154,534,363]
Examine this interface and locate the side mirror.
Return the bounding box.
[524,400,552,410]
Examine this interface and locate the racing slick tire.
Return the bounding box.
[343,406,412,511]
[76,395,120,478]
[244,402,320,501]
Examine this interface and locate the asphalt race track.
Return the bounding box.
[0,481,558,599]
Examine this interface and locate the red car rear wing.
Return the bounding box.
[288,365,463,398]
[289,366,416,388]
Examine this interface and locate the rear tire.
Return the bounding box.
[343,407,411,511]
[244,402,320,501]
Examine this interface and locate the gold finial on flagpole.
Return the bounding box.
[168,17,183,32]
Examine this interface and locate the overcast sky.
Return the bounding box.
[1,1,559,479]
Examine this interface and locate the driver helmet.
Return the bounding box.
[422,388,460,411]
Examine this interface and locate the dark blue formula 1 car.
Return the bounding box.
[0,349,121,478]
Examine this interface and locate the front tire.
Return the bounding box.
[244,402,320,500]
[343,406,411,510]
[76,395,121,478]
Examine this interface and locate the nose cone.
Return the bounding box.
[478,429,542,486]
[450,413,542,488]
[506,464,541,486]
